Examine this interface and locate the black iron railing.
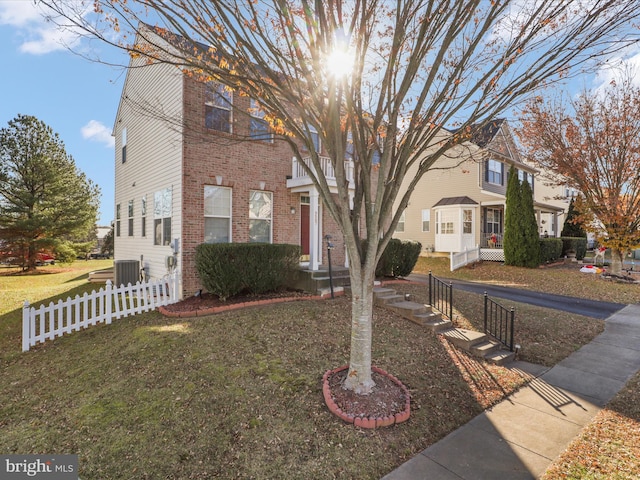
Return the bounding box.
[428,271,453,320]
[483,293,515,351]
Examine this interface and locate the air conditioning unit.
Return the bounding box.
[115,260,140,286]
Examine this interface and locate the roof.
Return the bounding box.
[433,196,479,207]
[447,119,506,147]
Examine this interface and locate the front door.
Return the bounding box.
[300,203,310,260]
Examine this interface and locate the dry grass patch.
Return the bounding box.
[542,370,640,480]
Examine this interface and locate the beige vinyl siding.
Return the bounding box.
[113,51,183,286]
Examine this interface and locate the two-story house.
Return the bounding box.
[393,119,565,261]
[112,29,351,299]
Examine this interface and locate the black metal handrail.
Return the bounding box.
[483,293,515,351]
[428,271,453,320]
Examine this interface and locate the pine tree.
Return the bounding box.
[504,165,523,265]
[561,198,586,237]
[520,179,541,267]
[0,115,100,270]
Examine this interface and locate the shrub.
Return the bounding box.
[195,243,300,300]
[539,238,563,263]
[377,239,422,278]
[561,237,588,260]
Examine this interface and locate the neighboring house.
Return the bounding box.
[112,29,350,299]
[393,119,564,261]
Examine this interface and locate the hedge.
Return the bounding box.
[560,236,588,260]
[195,243,300,300]
[539,238,563,264]
[376,239,422,278]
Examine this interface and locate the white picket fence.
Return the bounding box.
[450,246,481,271]
[22,274,179,352]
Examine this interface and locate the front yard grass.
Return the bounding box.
[1,258,638,478]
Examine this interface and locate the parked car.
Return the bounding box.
[36,253,56,265]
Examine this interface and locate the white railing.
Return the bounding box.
[450,246,481,271]
[22,274,179,352]
[290,156,355,184]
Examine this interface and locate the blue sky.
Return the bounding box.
[1,1,639,227]
[0,0,127,226]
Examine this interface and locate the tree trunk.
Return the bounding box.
[342,266,376,395]
[610,249,626,275]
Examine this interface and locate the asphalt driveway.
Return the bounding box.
[407,273,626,320]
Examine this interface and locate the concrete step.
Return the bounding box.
[484,349,516,366]
[440,328,488,350]
[385,300,428,319]
[374,294,406,306]
[422,317,452,332]
[471,340,502,358]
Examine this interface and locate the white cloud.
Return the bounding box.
[0,0,86,55]
[81,120,114,148]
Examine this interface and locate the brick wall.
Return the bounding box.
[179,76,345,296]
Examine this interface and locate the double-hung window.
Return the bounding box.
[249,99,272,142]
[249,190,273,243]
[463,209,473,234]
[421,209,430,232]
[204,186,232,243]
[487,159,503,185]
[395,212,405,233]
[128,200,134,237]
[437,211,455,234]
[116,204,121,237]
[205,83,232,133]
[154,188,172,246]
[141,196,146,237]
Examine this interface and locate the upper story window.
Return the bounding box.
[205,83,232,133]
[249,190,273,243]
[487,159,503,185]
[204,185,232,243]
[249,99,273,142]
[121,128,127,164]
[518,169,533,186]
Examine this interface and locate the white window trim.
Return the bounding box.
[249,190,273,243]
[204,185,232,243]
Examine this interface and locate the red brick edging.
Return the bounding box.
[322,365,411,428]
[158,290,344,318]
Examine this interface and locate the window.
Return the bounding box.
[128,200,134,237]
[486,208,502,234]
[154,187,172,246]
[249,99,273,142]
[421,209,430,232]
[141,196,146,237]
[518,169,532,185]
[437,211,455,234]
[249,190,273,243]
[487,159,503,185]
[305,125,321,152]
[463,209,473,234]
[116,204,121,237]
[121,128,127,164]
[395,212,405,233]
[204,186,231,243]
[205,83,232,133]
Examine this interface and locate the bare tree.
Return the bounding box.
[518,73,640,275]
[41,0,640,394]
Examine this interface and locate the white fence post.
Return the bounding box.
[105,280,113,324]
[22,301,30,352]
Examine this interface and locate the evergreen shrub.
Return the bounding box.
[195,243,300,300]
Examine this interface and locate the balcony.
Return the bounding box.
[286,156,355,192]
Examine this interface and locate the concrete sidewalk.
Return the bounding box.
[382,304,640,480]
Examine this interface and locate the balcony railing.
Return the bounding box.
[287,156,355,189]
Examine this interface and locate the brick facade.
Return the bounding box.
[179,76,346,296]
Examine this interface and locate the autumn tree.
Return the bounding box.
[519,74,640,275]
[0,115,100,271]
[41,0,640,394]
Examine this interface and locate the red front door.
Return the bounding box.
[300,203,310,256]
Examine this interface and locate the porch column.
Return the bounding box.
[309,187,321,271]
